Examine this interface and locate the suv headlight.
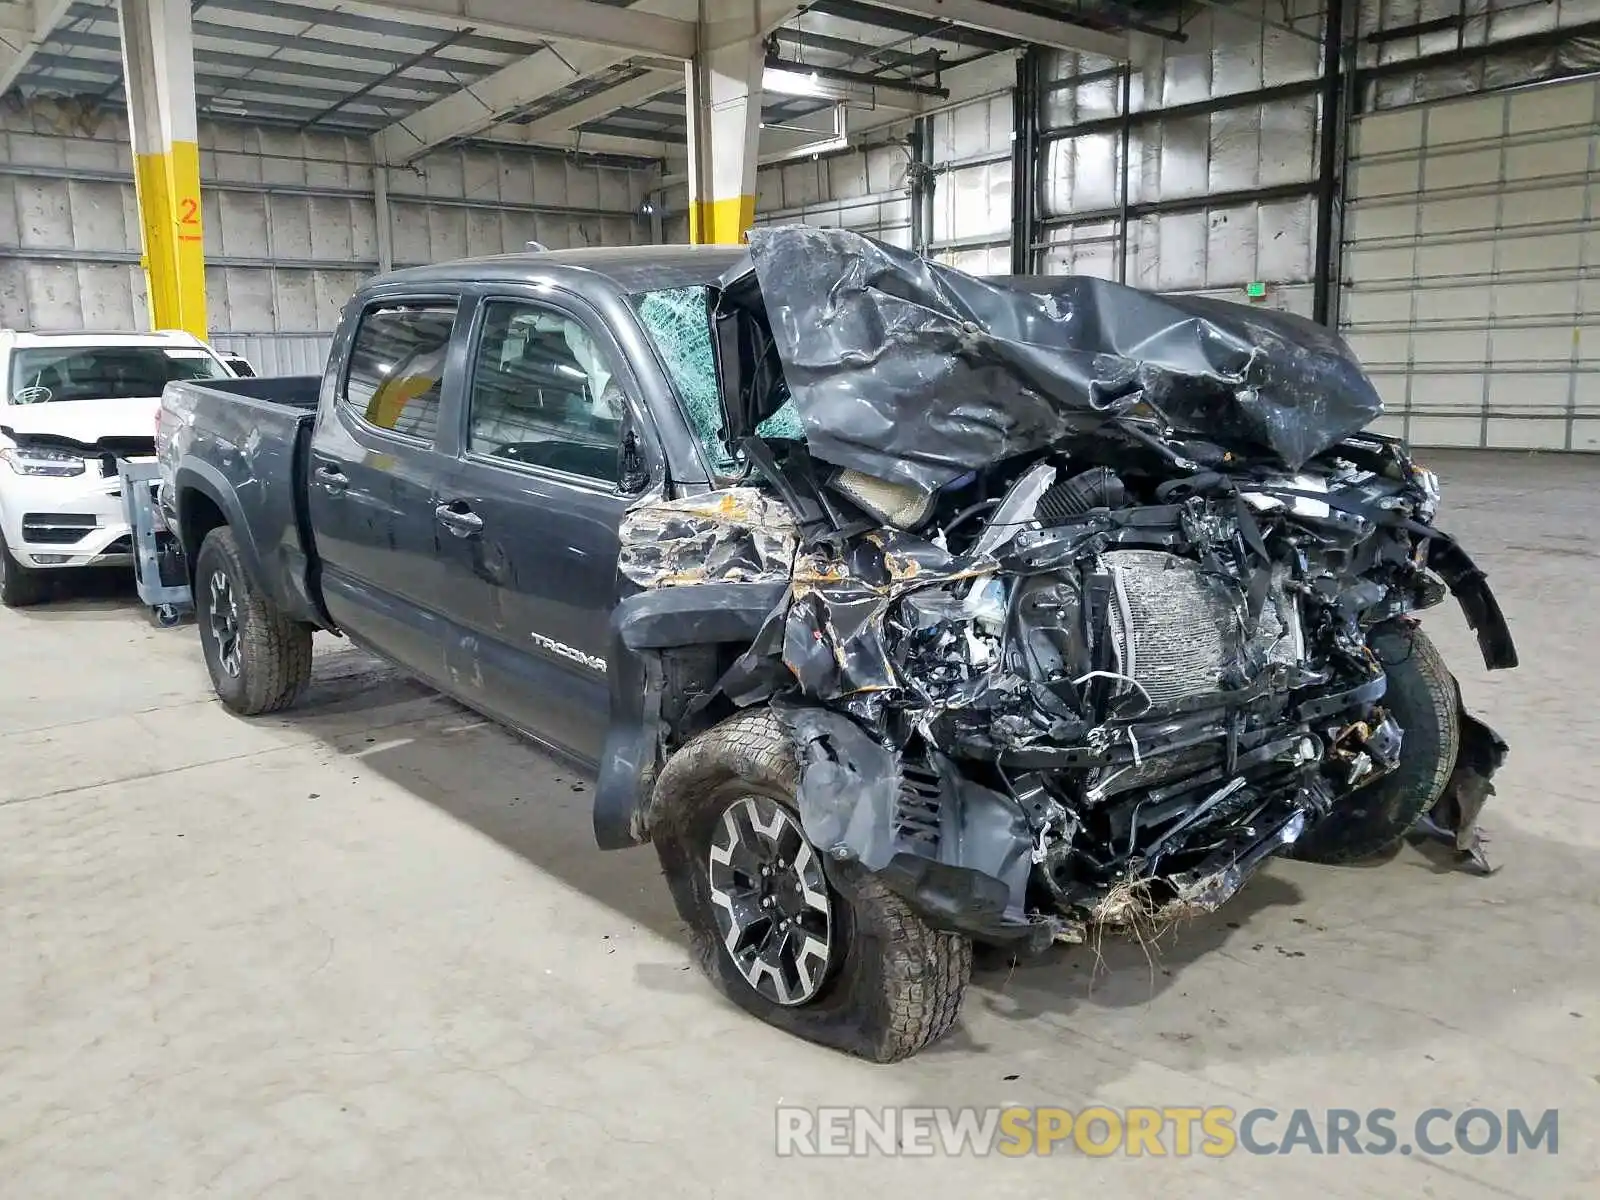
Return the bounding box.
[0,445,87,477]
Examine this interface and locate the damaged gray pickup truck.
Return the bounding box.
[163,227,1515,1063]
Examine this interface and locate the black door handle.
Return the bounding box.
[314,464,348,493]
[435,502,484,536]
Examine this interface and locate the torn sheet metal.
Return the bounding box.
[775,704,1042,941]
[619,487,798,589]
[1418,706,1509,875]
[732,225,1382,491]
[621,235,1514,950]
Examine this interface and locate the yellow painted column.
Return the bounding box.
[118,0,206,337]
[686,26,764,245]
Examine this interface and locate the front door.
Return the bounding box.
[436,293,650,761]
[306,296,464,684]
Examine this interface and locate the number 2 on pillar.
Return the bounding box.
[177,197,201,242]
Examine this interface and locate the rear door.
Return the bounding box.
[435,290,656,761]
[307,295,468,684]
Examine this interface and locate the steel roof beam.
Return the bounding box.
[374,1,802,166]
[0,0,74,92]
[771,26,942,71]
[510,68,680,134]
[859,0,1128,58]
[28,47,469,94]
[192,0,539,56]
[332,0,698,59]
[803,0,1016,52]
[468,124,676,159]
[373,1,700,165]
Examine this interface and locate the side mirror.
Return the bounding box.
[619,427,649,494]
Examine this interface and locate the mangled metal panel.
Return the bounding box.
[619,488,798,589]
[737,226,1383,492]
[616,229,1515,953]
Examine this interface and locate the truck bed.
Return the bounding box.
[159,375,325,625]
[184,375,322,410]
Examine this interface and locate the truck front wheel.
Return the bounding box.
[1293,623,1461,863]
[650,709,972,1062]
[194,527,313,715]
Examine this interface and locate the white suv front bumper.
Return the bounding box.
[0,459,157,570]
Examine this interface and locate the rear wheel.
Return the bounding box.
[650,709,972,1062]
[194,526,313,715]
[1294,623,1460,864]
[0,531,45,608]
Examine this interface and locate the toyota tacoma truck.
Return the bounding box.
[159,229,1516,1062]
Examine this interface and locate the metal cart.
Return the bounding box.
[118,459,191,626]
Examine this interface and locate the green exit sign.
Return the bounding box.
[1245,281,1268,299]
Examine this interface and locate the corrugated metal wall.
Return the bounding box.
[930,93,1014,274]
[1039,0,1325,317]
[735,3,1331,310]
[0,99,656,374]
[753,143,915,247]
[1343,0,1600,450]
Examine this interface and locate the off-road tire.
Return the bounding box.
[194,526,313,716]
[1293,623,1460,864]
[650,708,972,1062]
[0,530,46,607]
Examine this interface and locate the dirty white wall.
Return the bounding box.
[1040,0,1326,317]
[929,92,1015,274]
[1342,0,1600,450]
[753,141,916,248]
[0,100,656,374]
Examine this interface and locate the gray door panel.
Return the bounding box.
[435,293,653,761]
[307,298,463,684]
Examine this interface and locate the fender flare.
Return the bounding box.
[592,581,790,850]
[172,458,269,596]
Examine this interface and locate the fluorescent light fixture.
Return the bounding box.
[759,66,921,113]
[762,66,834,99]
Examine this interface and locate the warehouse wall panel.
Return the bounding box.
[1341,70,1600,450]
[0,99,656,373]
[753,142,915,249]
[1358,0,1600,110]
[1039,0,1325,313]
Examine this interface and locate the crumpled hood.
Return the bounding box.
[727,226,1382,491]
[0,396,161,446]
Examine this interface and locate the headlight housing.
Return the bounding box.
[0,445,87,477]
[1407,461,1441,523]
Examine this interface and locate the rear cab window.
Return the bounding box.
[340,302,458,443]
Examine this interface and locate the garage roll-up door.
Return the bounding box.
[1341,76,1599,451]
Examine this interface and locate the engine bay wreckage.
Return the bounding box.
[606,226,1517,953]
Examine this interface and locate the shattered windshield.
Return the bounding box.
[631,285,802,475]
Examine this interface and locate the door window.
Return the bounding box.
[340,302,458,443]
[466,300,622,483]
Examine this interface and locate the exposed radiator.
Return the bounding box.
[1103,550,1241,709]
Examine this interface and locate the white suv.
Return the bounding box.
[0,329,235,606]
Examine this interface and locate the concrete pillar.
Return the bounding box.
[117,0,205,336]
[373,166,394,273]
[685,14,763,244]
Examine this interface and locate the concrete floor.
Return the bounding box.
[1,450,1595,1198]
